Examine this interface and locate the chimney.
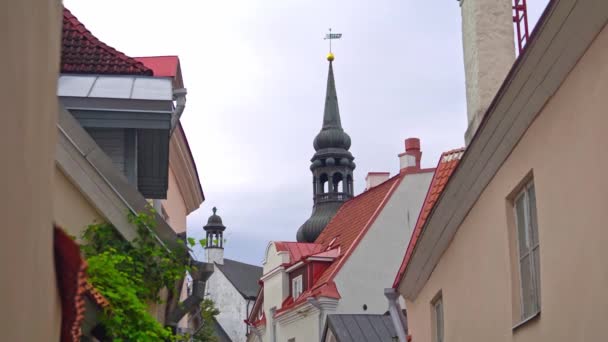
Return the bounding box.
[399,138,422,171]
[460,0,515,144]
[365,172,390,191]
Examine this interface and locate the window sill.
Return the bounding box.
[512,311,540,332]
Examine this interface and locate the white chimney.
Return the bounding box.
[399,138,422,171]
[365,172,390,191]
[460,0,515,144]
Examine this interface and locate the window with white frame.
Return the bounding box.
[514,181,541,320]
[292,275,303,299]
[432,295,444,342]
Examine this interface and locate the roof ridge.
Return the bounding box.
[313,173,406,288]
[337,172,403,208]
[392,148,464,289]
[221,258,262,268]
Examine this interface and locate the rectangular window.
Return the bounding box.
[292,275,303,299]
[432,295,444,342]
[514,182,540,320]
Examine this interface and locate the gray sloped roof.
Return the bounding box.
[215,258,262,299]
[324,314,398,342]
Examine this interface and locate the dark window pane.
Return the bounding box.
[515,195,529,255]
[528,185,539,246]
[533,247,541,311]
[520,254,535,318]
[435,299,444,342]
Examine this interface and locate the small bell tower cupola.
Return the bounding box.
[203,207,225,265]
[297,52,356,243]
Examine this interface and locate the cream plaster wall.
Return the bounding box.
[0,0,62,339]
[405,24,608,342]
[259,243,293,341]
[162,166,188,233]
[461,0,515,142]
[334,172,432,315]
[276,311,320,342]
[54,166,104,238]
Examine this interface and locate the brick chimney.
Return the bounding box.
[365,172,390,191]
[399,138,422,171]
[460,0,515,144]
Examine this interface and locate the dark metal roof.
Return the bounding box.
[323,314,398,342]
[215,259,262,299]
[212,318,232,342]
[313,61,351,152]
[204,207,226,232]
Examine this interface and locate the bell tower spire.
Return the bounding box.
[297,52,355,243]
[204,207,226,264]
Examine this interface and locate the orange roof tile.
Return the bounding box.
[392,148,464,289]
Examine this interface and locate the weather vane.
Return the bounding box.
[324,28,342,61]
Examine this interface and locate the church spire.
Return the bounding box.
[297,54,356,243]
[321,59,342,129]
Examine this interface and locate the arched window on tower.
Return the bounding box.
[333,173,344,193]
[346,174,353,195]
[320,173,329,193]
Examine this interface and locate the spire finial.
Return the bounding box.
[324,28,342,62]
[212,207,217,215]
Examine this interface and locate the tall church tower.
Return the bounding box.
[296,53,355,243]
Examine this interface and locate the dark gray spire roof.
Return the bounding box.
[297,58,356,243]
[313,61,352,152]
[204,207,225,232]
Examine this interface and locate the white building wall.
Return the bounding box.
[276,311,321,342]
[334,172,433,314]
[255,173,433,342]
[206,265,249,342]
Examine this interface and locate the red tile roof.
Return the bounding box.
[392,148,464,289]
[61,8,152,76]
[274,241,324,263]
[275,173,406,316]
[134,56,180,77]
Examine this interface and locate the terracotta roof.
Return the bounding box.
[274,241,324,262]
[275,174,406,316]
[84,281,111,309]
[61,8,152,76]
[134,56,180,77]
[392,148,464,289]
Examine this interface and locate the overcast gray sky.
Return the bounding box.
[64,0,549,265]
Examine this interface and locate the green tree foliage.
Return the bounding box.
[193,299,220,342]
[81,209,195,341]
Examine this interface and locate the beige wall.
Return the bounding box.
[461,0,515,142]
[54,166,105,238]
[0,0,62,340]
[162,166,188,233]
[405,25,608,342]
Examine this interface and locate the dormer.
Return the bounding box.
[284,248,339,302]
[59,10,185,199]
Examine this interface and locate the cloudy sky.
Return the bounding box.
[65,0,549,265]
